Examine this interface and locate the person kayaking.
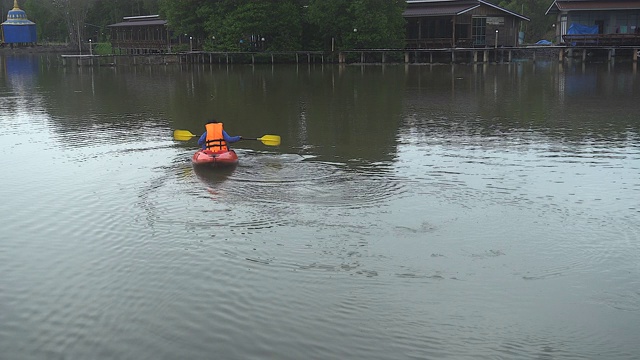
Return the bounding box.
[197,120,242,151]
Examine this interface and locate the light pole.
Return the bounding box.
[495,29,499,48]
[89,38,92,56]
[353,28,358,49]
[190,36,193,51]
[85,23,102,42]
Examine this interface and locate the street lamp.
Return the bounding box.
[495,29,499,48]
[353,28,358,49]
[189,36,193,51]
[89,38,92,56]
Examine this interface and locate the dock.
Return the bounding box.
[59,46,640,66]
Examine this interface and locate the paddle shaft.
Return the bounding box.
[173,129,279,146]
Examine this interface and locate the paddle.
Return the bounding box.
[173,129,280,146]
[241,135,281,146]
[173,129,198,140]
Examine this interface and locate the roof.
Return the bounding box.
[546,0,640,14]
[2,20,35,25]
[404,3,479,16]
[107,15,167,28]
[123,15,161,21]
[108,19,167,28]
[404,0,529,21]
[3,0,35,26]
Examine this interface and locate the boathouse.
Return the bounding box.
[108,15,170,54]
[1,0,36,46]
[546,0,640,46]
[404,0,529,48]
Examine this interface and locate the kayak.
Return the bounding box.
[192,149,238,167]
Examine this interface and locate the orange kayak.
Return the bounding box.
[191,149,238,167]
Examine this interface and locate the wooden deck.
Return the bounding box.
[59,45,640,66]
[60,51,327,66]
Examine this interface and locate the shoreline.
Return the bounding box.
[0,44,77,54]
[4,45,633,65]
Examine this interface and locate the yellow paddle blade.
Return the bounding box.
[257,134,281,146]
[173,129,197,141]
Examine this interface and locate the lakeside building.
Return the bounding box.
[108,15,171,54]
[1,0,36,47]
[403,0,530,48]
[107,1,530,53]
[546,0,640,45]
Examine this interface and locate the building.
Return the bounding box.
[1,0,36,46]
[546,0,640,45]
[108,15,170,54]
[404,0,529,48]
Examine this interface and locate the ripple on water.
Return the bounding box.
[192,150,410,210]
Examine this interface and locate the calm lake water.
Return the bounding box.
[1,54,639,360]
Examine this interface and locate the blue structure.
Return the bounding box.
[1,0,36,45]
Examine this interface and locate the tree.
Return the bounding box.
[203,0,302,51]
[49,0,98,50]
[17,0,93,46]
[349,0,406,49]
[306,0,405,50]
[23,0,68,43]
[498,0,555,43]
[306,0,352,50]
[158,0,210,42]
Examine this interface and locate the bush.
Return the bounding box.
[92,42,112,55]
[171,44,189,53]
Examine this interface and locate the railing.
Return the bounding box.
[111,40,168,47]
[406,38,454,49]
[406,38,476,49]
[563,34,640,46]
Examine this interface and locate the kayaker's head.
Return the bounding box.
[206,119,219,124]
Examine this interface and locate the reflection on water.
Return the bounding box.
[1,54,39,92]
[192,161,238,184]
[0,57,639,360]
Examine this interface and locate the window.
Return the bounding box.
[472,17,486,46]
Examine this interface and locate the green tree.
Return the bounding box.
[203,0,302,51]
[158,0,210,42]
[306,0,352,50]
[48,0,98,49]
[23,0,68,43]
[306,0,405,50]
[350,0,406,49]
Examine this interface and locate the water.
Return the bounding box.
[1,54,639,359]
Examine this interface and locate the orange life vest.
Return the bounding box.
[204,122,228,152]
